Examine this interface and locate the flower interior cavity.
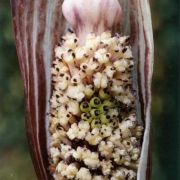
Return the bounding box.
[48,0,144,179]
[49,31,144,180]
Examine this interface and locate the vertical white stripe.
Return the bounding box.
[32,0,39,138]
[137,0,154,179]
[43,0,57,150]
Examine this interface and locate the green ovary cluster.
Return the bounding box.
[80,93,120,129]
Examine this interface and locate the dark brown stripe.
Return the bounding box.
[25,0,44,178]
[11,0,26,86]
[144,28,150,109]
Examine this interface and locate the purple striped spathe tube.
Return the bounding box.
[10,0,153,179]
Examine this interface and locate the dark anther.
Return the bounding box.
[128,57,134,60]
[68,49,73,52]
[68,28,74,33]
[57,42,62,46]
[125,36,130,43]
[72,53,76,58]
[110,67,116,70]
[83,65,87,69]
[129,65,134,69]
[84,54,89,58]
[96,66,100,69]
[73,78,77,82]
[56,123,62,130]
[127,141,130,145]
[93,57,98,62]
[60,37,65,41]
[122,47,127,53]
[51,114,55,118]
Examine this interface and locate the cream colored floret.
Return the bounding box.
[76,167,92,180]
[83,152,100,169]
[85,128,102,145]
[98,141,114,158]
[64,163,78,179]
[67,123,79,140]
[101,160,113,175]
[50,147,61,164]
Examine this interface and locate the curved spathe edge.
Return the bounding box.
[137,0,154,179]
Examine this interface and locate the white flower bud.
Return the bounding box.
[67,123,79,140]
[65,163,78,179]
[103,65,116,78]
[98,141,114,158]
[63,33,78,49]
[101,160,113,175]
[67,100,80,115]
[84,152,100,169]
[76,167,92,180]
[85,33,100,51]
[55,46,65,59]
[100,125,112,138]
[93,72,108,89]
[94,48,110,64]
[85,128,102,145]
[60,144,74,159]
[56,161,67,174]
[50,147,61,164]
[66,85,85,102]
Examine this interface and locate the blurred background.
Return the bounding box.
[0,0,179,180]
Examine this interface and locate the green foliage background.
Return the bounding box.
[0,1,179,180]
